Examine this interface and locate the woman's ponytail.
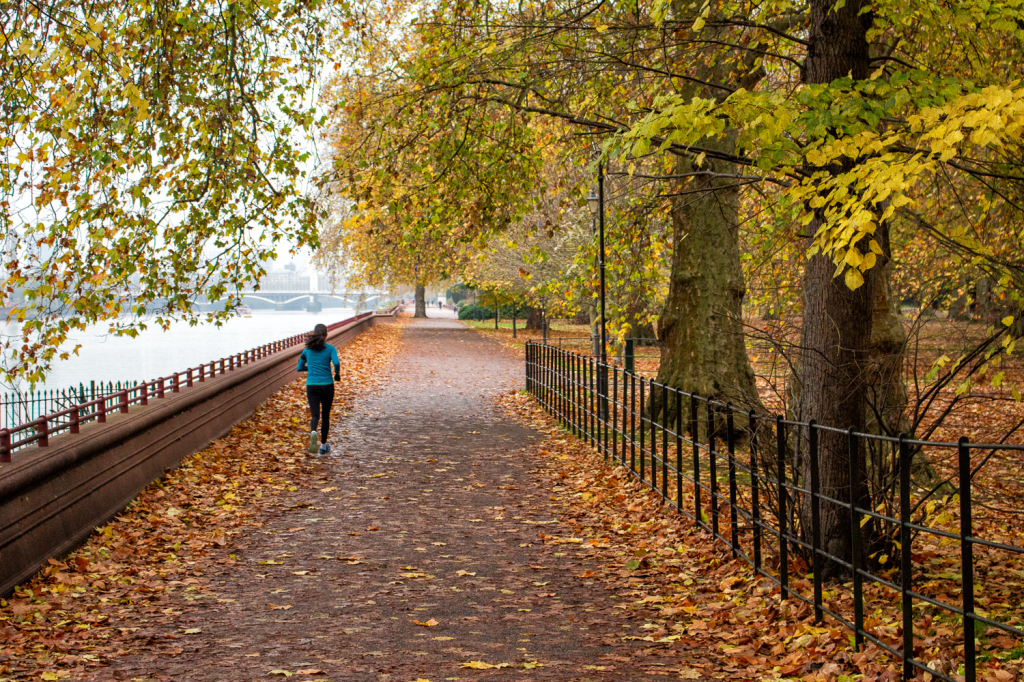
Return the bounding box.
[305,323,328,351]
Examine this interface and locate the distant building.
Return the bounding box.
[256,271,310,292]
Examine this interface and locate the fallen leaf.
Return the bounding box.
[462,661,511,669]
[412,618,439,627]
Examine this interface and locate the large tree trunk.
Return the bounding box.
[414,284,427,318]
[525,307,544,330]
[798,0,874,578]
[654,22,764,430]
[656,142,763,423]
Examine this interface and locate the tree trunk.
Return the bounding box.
[798,0,874,578]
[655,142,763,425]
[525,307,544,330]
[414,284,427,318]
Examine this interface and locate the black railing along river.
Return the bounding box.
[0,311,393,461]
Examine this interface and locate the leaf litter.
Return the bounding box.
[0,324,401,681]
[498,386,1024,682]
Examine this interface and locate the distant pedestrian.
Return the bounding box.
[297,323,340,454]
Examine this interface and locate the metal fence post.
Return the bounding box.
[727,404,739,557]
[572,352,578,436]
[630,372,636,472]
[37,416,48,446]
[525,342,531,392]
[661,384,668,501]
[120,389,129,413]
[70,406,80,434]
[850,428,865,650]
[141,382,149,405]
[750,410,761,572]
[708,401,718,539]
[776,416,789,599]
[899,434,913,676]
[0,429,10,462]
[676,391,683,512]
[959,437,976,682]
[808,420,823,624]
[691,395,701,528]
[650,382,658,494]
[98,396,107,423]
[639,376,646,482]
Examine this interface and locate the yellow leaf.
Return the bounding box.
[41,674,61,681]
[595,24,609,33]
[412,618,439,627]
[844,268,864,290]
[1002,316,1014,327]
[523,661,544,668]
[462,661,511,669]
[843,247,863,268]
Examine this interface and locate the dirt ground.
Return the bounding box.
[102,318,668,681]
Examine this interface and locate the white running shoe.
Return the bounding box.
[309,430,318,453]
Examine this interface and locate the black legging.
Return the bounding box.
[307,384,335,443]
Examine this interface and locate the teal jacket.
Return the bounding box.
[297,345,339,385]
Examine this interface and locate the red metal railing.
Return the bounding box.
[0,311,380,462]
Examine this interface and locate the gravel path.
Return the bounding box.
[105,317,654,681]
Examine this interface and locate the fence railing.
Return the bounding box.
[1,381,140,430]
[0,312,374,462]
[525,341,1024,682]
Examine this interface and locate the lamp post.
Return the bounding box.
[587,161,608,422]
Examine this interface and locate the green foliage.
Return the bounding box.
[2,0,332,385]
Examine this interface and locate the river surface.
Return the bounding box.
[6,310,360,391]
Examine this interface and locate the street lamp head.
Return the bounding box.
[586,190,600,218]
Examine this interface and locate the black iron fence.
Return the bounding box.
[1,381,138,430]
[525,341,1024,682]
[540,337,660,374]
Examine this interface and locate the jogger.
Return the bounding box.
[297,323,341,454]
[307,383,335,445]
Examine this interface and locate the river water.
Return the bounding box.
[6,309,359,391]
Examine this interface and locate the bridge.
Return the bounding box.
[206,289,392,312]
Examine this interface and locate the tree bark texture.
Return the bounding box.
[414,284,427,318]
[798,0,874,577]
[525,307,544,330]
[655,145,762,427]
